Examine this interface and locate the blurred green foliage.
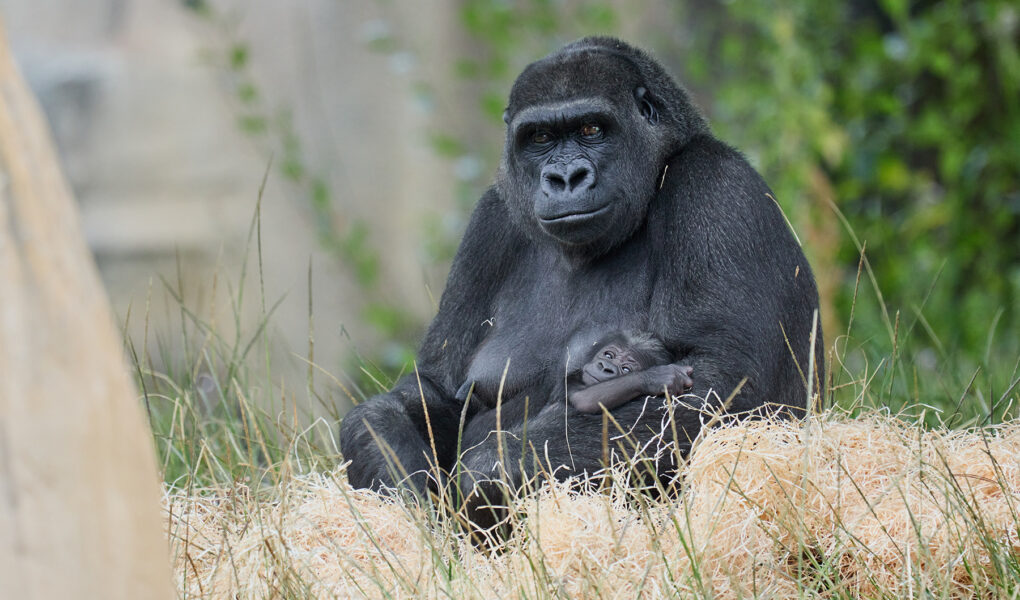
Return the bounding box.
[669,1,1019,418]
[683,1,1019,346]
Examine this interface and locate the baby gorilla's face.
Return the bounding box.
[581,343,644,385]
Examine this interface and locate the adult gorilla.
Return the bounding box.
[339,37,823,494]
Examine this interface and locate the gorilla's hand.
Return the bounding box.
[641,364,694,397]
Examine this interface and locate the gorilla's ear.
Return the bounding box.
[502,109,510,125]
[635,87,660,125]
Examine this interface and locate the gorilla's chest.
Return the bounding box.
[463,244,655,406]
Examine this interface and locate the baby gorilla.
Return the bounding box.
[569,331,694,413]
[455,330,694,545]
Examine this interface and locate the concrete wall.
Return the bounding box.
[0,0,468,408]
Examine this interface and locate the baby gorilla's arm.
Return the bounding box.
[569,373,650,413]
[568,364,694,414]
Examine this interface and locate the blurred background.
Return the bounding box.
[4,0,1018,423]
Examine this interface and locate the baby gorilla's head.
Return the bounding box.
[581,331,671,386]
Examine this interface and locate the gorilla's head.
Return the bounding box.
[497,37,707,258]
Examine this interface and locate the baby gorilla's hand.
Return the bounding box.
[641,364,694,396]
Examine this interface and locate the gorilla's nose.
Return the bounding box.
[597,359,617,376]
[541,159,596,199]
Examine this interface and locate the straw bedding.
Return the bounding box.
[165,413,1020,598]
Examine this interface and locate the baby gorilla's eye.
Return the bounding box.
[622,366,631,373]
[580,123,602,138]
[603,351,614,359]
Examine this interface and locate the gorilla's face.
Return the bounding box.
[498,51,666,256]
[510,98,628,246]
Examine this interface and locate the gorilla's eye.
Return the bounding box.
[604,350,614,359]
[580,123,602,138]
[622,366,631,373]
[531,131,553,144]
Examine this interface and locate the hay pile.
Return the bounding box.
[165,414,1020,598]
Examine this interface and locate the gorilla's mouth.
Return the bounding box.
[537,203,611,225]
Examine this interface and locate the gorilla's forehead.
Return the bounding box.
[506,50,639,119]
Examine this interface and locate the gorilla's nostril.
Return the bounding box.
[543,173,566,193]
[568,168,589,191]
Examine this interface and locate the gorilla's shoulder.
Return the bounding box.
[474,186,504,214]
[459,187,528,252]
[667,135,770,198]
[672,134,754,172]
[469,186,514,231]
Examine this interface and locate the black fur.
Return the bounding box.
[339,37,823,498]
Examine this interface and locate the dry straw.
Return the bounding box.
[166,412,1020,598]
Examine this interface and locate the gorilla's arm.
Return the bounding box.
[568,365,694,414]
[650,135,821,414]
[568,375,649,414]
[339,189,523,491]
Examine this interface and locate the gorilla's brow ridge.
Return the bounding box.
[510,98,617,129]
